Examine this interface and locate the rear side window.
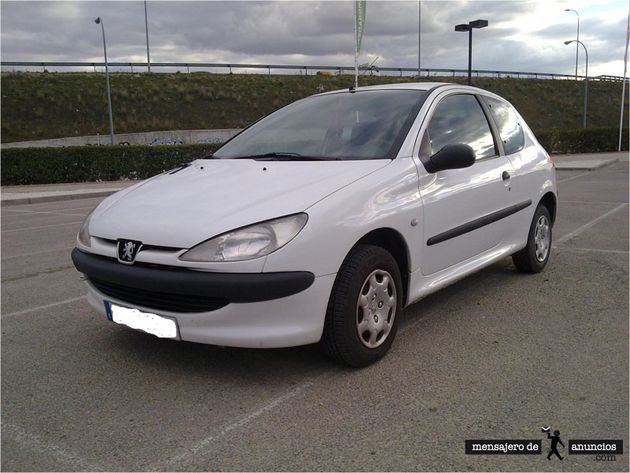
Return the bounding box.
[426,94,496,160]
[484,96,524,155]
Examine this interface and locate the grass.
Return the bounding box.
[1,71,627,143]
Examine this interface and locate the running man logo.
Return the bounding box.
[542,426,565,460]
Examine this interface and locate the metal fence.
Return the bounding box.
[2,60,628,82]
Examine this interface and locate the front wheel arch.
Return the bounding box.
[354,228,410,306]
[320,244,404,367]
[538,191,557,225]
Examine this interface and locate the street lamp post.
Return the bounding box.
[564,9,580,79]
[565,40,589,128]
[455,19,488,86]
[144,0,151,73]
[94,17,114,144]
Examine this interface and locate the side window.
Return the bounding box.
[484,96,524,155]
[425,94,496,160]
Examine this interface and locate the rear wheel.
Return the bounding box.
[512,204,552,273]
[321,244,402,367]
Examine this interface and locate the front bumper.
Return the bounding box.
[72,249,336,348]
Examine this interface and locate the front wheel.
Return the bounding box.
[320,244,403,367]
[512,204,552,273]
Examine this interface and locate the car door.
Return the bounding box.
[417,92,517,276]
[481,95,537,239]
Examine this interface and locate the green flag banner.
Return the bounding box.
[355,0,366,54]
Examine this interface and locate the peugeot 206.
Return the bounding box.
[72,83,557,367]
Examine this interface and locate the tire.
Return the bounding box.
[512,204,552,273]
[320,244,403,367]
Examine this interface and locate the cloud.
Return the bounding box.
[1,0,628,76]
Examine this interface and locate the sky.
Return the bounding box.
[1,0,629,77]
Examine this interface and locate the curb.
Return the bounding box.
[1,189,121,207]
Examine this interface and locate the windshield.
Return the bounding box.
[213,89,427,160]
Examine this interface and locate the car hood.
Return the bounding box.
[90,158,390,248]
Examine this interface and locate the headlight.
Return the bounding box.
[179,213,308,262]
[77,210,94,247]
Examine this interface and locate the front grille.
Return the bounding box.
[89,278,229,313]
[94,237,183,253]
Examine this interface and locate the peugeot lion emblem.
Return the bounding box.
[117,239,142,264]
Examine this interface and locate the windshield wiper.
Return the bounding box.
[231,152,336,161]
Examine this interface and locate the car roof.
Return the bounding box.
[316,82,488,96]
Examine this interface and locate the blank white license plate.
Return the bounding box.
[105,301,178,339]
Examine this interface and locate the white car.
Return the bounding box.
[72,82,556,367]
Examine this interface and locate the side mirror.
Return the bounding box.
[424,144,476,173]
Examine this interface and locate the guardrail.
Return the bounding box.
[2,60,628,82]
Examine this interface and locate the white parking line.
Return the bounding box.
[2,296,86,319]
[555,247,629,255]
[561,200,626,205]
[564,180,624,185]
[557,171,591,183]
[2,423,106,471]
[556,203,628,244]
[160,378,320,469]
[1,221,83,234]
[1,246,75,261]
[57,205,98,212]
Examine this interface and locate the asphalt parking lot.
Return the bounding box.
[2,161,628,472]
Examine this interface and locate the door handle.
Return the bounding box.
[502,171,511,181]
